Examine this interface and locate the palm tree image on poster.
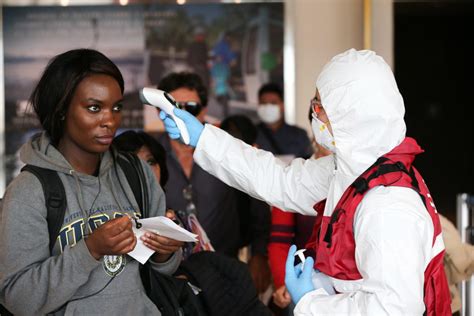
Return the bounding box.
[143,3,283,123]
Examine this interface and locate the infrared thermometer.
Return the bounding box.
[139,87,190,145]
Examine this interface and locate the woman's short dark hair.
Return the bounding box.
[112,130,169,187]
[220,115,257,145]
[30,48,124,145]
[157,72,208,107]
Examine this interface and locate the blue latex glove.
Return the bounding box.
[285,245,315,304]
[159,108,204,147]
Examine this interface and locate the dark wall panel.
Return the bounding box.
[395,1,474,222]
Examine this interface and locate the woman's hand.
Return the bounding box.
[85,216,137,260]
[141,232,184,262]
[273,285,291,308]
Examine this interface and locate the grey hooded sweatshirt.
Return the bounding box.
[0,132,181,315]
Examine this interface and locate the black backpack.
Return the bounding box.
[178,251,272,316]
[0,152,206,316]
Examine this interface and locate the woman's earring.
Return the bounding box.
[60,115,65,121]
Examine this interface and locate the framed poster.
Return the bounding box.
[1,2,283,190]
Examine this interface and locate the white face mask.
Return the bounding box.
[257,103,281,124]
[312,117,336,153]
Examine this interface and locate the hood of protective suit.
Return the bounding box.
[316,49,406,213]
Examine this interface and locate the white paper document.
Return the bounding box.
[128,216,198,264]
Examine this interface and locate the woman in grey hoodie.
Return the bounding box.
[0,49,183,315]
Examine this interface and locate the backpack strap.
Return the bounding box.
[116,152,149,219]
[115,152,153,295]
[20,154,149,254]
[21,165,67,254]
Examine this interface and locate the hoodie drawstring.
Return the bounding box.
[70,169,95,236]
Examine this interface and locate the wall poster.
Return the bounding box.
[1,3,283,189]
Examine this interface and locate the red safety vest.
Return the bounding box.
[306,137,451,315]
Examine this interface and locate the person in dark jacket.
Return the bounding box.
[155,72,271,294]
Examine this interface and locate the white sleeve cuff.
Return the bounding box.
[294,288,329,316]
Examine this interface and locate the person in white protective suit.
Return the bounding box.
[158,49,451,315]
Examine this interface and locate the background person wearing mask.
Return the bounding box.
[159,49,451,315]
[255,82,314,312]
[256,83,313,161]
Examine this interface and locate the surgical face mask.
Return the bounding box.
[312,117,336,153]
[257,103,281,124]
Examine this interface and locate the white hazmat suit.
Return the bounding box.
[193,49,442,315]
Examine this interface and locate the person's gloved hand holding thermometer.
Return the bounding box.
[139,87,204,147]
[285,245,315,304]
